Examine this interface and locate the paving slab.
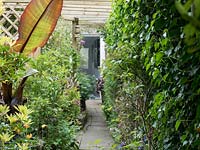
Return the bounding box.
[78,100,114,150]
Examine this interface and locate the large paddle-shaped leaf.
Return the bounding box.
[11,0,63,55]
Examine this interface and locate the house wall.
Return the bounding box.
[100,37,106,71]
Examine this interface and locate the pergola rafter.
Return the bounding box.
[0,0,112,39]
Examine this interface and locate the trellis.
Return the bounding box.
[0,0,112,40]
[0,1,27,39]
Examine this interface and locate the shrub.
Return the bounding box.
[77,72,96,111]
[0,0,62,108]
[0,105,37,149]
[78,72,95,100]
[24,19,80,149]
[103,0,200,149]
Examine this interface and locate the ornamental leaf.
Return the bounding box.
[11,0,63,55]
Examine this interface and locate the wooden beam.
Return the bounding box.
[62,11,110,17]
[63,4,111,9]
[2,0,110,1]
[2,0,112,25]
[63,1,111,5]
[3,0,111,3]
[2,0,30,3]
[63,15,109,19]
[65,0,110,1]
[62,7,111,13]
[64,17,107,24]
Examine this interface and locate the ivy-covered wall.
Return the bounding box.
[103,0,200,149]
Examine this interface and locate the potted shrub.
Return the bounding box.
[78,73,95,111]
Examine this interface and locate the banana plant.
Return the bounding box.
[1,0,63,110]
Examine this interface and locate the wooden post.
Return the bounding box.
[72,17,80,50]
[72,18,82,111]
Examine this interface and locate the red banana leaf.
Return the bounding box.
[11,0,63,55]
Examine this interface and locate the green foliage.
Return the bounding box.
[0,0,61,106]
[0,42,29,85]
[0,105,37,149]
[1,3,80,149]
[24,19,80,149]
[77,72,95,100]
[103,0,200,149]
[175,0,200,53]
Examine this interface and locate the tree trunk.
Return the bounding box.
[1,77,28,113]
[80,99,86,111]
[13,76,28,104]
[2,82,12,105]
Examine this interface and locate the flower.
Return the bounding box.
[26,134,32,139]
[14,127,21,134]
[41,124,47,128]
[80,40,86,46]
[7,114,18,124]
[23,123,30,129]
[196,128,200,133]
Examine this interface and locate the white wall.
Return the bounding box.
[100,37,106,69]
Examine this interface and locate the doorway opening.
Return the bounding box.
[80,36,100,78]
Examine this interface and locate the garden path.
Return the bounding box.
[78,99,114,150]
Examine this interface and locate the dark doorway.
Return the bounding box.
[80,36,100,78]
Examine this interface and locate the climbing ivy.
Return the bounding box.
[103,0,200,149]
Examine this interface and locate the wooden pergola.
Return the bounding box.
[0,0,112,40]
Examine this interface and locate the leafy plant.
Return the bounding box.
[0,0,63,110]
[102,0,200,149]
[24,19,80,149]
[11,0,63,54]
[0,105,37,149]
[77,72,95,111]
[25,52,80,149]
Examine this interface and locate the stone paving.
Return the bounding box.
[78,100,114,150]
